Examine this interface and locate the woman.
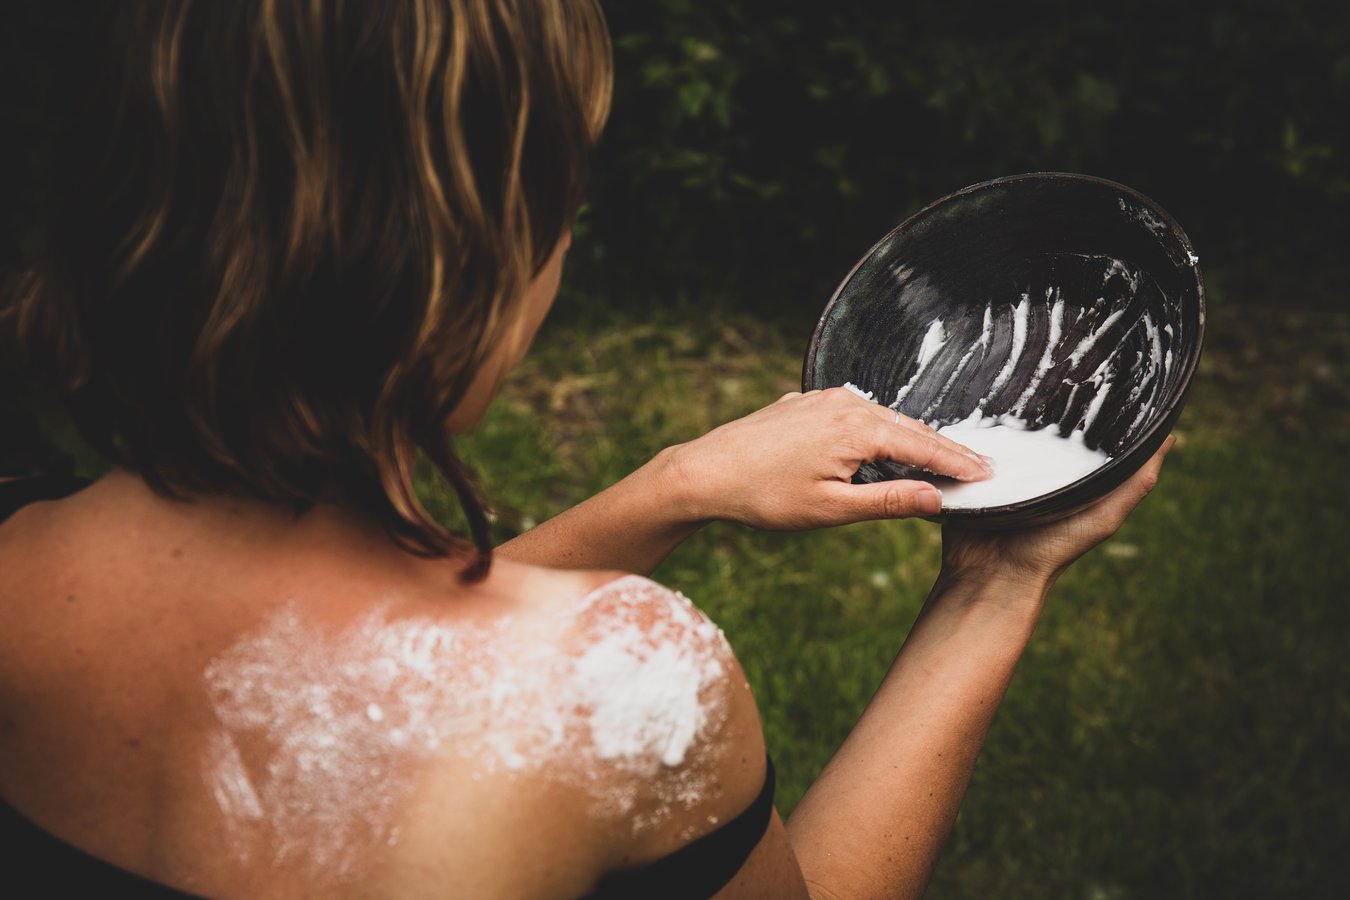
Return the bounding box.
[0,1,1172,897]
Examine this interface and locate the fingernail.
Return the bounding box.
[917,486,942,515]
[963,449,994,469]
[960,462,994,482]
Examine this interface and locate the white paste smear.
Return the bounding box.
[842,382,874,401]
[932,413,1111,508]
[833,255,1182,507]
[1010,287,1067,414]
[842,257,1174,448]
[202,575,730,880]
[922,304,997,420]
[983,294,1032,405]
[893,318,948,406]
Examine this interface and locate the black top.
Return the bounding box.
[0,797,205,899]
[0,474,777,899]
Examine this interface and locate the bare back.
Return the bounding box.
[0,471,767,898]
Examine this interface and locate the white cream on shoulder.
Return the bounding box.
[201,575,732,882]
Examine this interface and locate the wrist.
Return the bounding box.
[931,564,1056,615]
[647,443,717,527]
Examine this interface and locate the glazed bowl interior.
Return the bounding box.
[803,173,1205,528]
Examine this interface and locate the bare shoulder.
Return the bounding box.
[377,572,769,898]
[0,476,777,897]
[2,494,774,900]
[563,575,768,848]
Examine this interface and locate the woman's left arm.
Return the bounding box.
[497,388,992,574]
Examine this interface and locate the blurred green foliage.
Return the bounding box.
[575,0,1350,316]
[3,1,1347,318]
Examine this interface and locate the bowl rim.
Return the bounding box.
[801,171,1207,517]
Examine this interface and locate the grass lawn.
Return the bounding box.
[432,278,1350,899]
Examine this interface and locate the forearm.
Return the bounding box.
[496,446,706,575]
[786,569,1052,900]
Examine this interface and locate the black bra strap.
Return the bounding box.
[583,755,777,900]
[0,797,201,898]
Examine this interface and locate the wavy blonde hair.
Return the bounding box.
[5,0,611,579]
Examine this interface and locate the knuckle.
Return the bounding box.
[840,402,869,422]
[840,431,870,456]
[880,485,911,518]
[916,432,942,466]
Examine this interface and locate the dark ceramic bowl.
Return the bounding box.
[803,173,1205,528]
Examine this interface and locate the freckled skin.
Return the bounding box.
[0,474,763,898]
[199,576,735,881]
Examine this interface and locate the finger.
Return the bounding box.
[896,415,996,469]
[851,398,995,469]
[775,391,803,404]
[829,478,943,521]
[1088,436,1172,522]
[1122,437,1171,502]
[874,421,993,482]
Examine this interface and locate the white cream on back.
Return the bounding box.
[202,575,730,882]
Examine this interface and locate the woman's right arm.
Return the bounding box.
[726,436,1174,899]
[498,388,991,575]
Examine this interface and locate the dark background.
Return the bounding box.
[3,0,1348,320]
[574,0,1349,320]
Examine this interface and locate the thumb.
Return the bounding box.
[837,479,943,521]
